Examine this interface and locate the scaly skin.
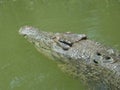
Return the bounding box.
[19,26,120,90]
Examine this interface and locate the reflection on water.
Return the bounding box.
[0,0,120,90]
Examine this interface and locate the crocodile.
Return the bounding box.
[19,26,120,90]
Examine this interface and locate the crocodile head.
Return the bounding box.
[19,26,87,62]
[19,26,120,89]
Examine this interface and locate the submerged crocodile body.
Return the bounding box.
[19,26,120,90]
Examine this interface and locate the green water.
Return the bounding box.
[0,0,120,90]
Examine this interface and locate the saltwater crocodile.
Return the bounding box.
[19,26,120,90]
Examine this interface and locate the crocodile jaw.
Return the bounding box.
[19,26,65,59]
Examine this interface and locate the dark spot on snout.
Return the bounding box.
[93,59,98,64]
[96,52,101,56]
[105,56,111,60]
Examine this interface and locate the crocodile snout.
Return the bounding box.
[19,26,39,37]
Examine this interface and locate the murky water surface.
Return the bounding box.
[0,0,120,90]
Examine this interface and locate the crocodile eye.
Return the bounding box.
[57,39,73,50]
[59,39,73,47]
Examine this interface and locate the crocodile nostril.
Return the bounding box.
[23,34,26,37]
[32,41,35,44]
